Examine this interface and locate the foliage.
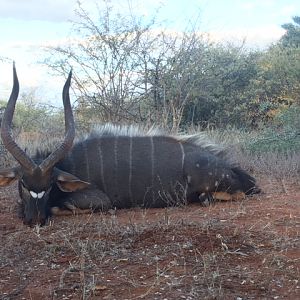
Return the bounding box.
[44,0,163,125]
[33,7,300,132]
[256,46,300,105]
[0,90,64,134]
[42,1,299,131]
[244,129,300,154]
[279,16,300,47]
[177,45,260,128]
[242,105,300,154]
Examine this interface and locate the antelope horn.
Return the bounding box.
[1,62,37,172]
[39,69,75,173]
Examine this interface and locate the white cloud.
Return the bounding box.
[278,4,298,18]
[207,25,285,49]
[239,0,275,11]
[240,2,257,11]
[0,0,79,22]
[126,0,167,17]
[208,25,285,49]
[0,0,163,22]
[0,59,66,106]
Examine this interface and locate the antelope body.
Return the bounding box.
[0,65,259,226]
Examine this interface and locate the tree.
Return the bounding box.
[280,16,300,48]
[44,1,165,125]
[44,1,300,130]
[253,16,300,116]
[150,42,261,128]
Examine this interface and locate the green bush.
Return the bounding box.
[242,106,300,154]
[244,129,300,154]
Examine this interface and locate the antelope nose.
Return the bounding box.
[23,218,33,226]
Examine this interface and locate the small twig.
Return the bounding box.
[226,249,248,256]
[280,178,288,194]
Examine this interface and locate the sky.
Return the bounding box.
[0,0,299,106]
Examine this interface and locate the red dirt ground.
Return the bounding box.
[0,177,299,299]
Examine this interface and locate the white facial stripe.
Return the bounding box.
[38,191,45,199]
[30,191,38,199]
[30,191,46,199]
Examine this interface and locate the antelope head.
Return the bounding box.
[0,63,89,225]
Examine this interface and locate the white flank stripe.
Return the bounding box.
[179,142,185,172]
[129,136,133,202]
[83,143,90,182]
[150,136,154,189]
[97,139,106,193]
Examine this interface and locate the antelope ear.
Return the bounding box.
[0,168,19,186]
[54,169,90,192]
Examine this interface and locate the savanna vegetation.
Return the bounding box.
[0,3,300,300]
[1,3,300,159]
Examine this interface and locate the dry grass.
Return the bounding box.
[2,128,300,179]
[0,128,300,299]
[1,193,299,299]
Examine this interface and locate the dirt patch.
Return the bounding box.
[0,177,299,299]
